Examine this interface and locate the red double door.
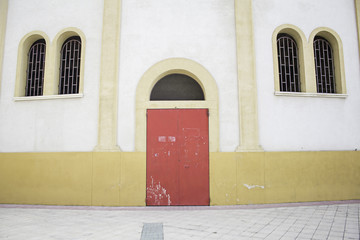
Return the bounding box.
[146,109,209,206]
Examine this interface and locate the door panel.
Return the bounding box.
[146,110,179,206]
[146,109,209,206]
[178,109,209,205]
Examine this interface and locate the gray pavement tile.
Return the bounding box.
[346,224,359,230]
[313,231,329,238]
[251,232,269,238]
[264,234,284,240]
[317,225,332,231]
[328,231,345,237]
[345,228,360,235]
[281,231,299,238]
[280,237,297,240]
[331,226,346,233]
[344,233,360,239]
[297,232,314,239]
[314,229,329,235]
[0,201,359,240]
[312,237,326,240]
[328,237,342,240]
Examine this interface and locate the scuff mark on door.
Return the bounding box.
[146,176,172,205]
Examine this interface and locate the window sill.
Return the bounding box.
[274,91,348,98]
[13,93,84,101]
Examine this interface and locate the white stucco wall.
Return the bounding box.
[0,0,103,152]
[253,0,360,151]
[2,0,359,153]
[117,0,239,151]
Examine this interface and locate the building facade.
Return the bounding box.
[0,0,359,206]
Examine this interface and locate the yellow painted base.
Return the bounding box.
[0,151,359,206]
[0,152,146,206]
[210,151,360,205]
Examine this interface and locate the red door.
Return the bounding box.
[146,109,209,206]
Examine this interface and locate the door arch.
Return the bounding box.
[135,58,219,152]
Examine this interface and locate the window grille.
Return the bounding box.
[26,39,46,96]
[59,36,81,94]
[313,36,335,93]
[277,34,300,92]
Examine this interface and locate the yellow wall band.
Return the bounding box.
[0,151,358,206]
[211,151,360,205]
[0,152,146,206]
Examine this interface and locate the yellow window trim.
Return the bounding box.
[272,25,346,95]
[46,27,86,95]
[14,31,51,97]
[309,27,346,95]
[272,24,310,92]
[135,58,219,152]
[14,28,86,97]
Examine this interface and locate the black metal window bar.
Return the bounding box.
[277,34,301,92]
[59,36,81,94]
[26,39,46,96]
[313,36,335,93]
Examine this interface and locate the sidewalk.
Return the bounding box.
[0,200,359,240]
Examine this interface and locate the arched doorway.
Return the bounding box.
[147,73,208,206]
[135,58,219,206]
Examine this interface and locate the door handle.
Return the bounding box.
[184,165,190,168]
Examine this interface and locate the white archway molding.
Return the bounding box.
[135,58,219,152]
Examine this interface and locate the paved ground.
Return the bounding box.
[0,200,359,240]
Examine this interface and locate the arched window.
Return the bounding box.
[150,74,205,101]
[25,39,46,96]
[277,34,301,92]
[313,36,335,93]
[59,36,81,94]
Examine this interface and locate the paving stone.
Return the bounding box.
[0,201,359,240]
